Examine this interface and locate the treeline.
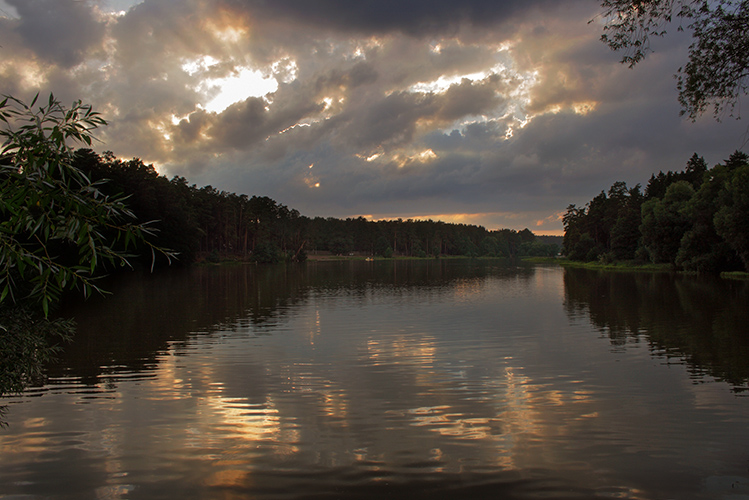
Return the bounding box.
[72,149,559,265]
[563,151,749,272]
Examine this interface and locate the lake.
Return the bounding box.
[1,260,748,500]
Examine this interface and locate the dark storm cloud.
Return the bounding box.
[208,92,325,150]
[233,0,556,35]
[345,91,436,150]
[333,77,509,153]
[7,0,106,67]
[437,76,507,121]
[314,62,380,91]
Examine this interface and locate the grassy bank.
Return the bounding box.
[556,259,676,272]
[520,256,561,264]
[720,271,749,280]
[546,258,749,280]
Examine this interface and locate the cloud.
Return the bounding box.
[6,0,106,68]
[0,0,746,235]
[230,0,556,36]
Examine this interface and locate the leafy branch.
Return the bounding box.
[0,94,176,317]
[596,0,749,120]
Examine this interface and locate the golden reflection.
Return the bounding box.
[572,389,594,402]
[321,388,349,421]
[307,309,321,345]
[206,395,281,441]
[497,367,539,435]
[146,352,192,399]
[148,350,294,462]
[408,406,496,440]
[453,278,484,300]
[545,389,565,406]
[204,468,246,488]
[366,335,437,366]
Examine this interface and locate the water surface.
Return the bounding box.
[2,260,748,499]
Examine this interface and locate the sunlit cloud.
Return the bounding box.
[390,149,437,168]
[572,101,597,115]
[534,211,566,235]
[198,66,278,114]
[304,163,320,188]
[410,72,489,94]
[0,59,47,88]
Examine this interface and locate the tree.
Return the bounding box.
[0,94,174,396]
[640,180,695,263]
[598,0,749,120]
[0,94,174,315]
[72,150,201,266]
[610,184,644,260]
[676,155,740,271]
[714,162,749,270]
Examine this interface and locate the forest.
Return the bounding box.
[563,150,749,273]
[71,148,560,267]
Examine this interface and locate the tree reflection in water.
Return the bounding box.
[563,267,749,391]
[49,260,526,386]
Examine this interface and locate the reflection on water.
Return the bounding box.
[563,267,749,391]
[1,260,749,500]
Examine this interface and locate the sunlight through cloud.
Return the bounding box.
[181,56,280,114]
[393,149,437,168]
[201,68,278,113]
[409,72,489,94]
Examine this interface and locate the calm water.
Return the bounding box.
[2,260,749,500]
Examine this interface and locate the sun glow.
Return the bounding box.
[181,55,283,113]
[392,149,437,168]
[572,101,597,115]
[181,55,220,76]
[0,60,47,88]
[271,57,298,83]
[410,71,490,94]
[200,67,278,113]
[304,163,320,188]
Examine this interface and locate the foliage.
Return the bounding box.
[597,0,749,120]
[0,307,74,396]
[73,151,201,266]
[251,241,283,264]
[563,150,749,273]
[714,162,749,268]
[563,182,643,262]
[0,95,174,316]
[640,181,695,263]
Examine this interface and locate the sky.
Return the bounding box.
[1,0,747,235]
